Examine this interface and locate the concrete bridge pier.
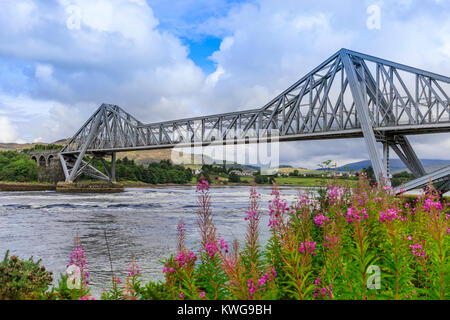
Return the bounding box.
[111,152,116,183]
[383,141,391,179]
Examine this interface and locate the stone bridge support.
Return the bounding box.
[27,150,65,183]
[28,150,59,168]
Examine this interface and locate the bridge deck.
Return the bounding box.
[394,165,450,194]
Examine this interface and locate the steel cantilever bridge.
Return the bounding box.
[58,49,450,193]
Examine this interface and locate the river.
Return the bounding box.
[0,185,306,297]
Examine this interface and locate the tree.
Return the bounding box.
[0,151,39,182]
[228,172,241,183]
[254,174,268,184]
[361,166,376,184]
[318,160,334,175]
[289,169,299,177]
[391,170,414,187]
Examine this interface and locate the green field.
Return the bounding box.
[193,175,358,187]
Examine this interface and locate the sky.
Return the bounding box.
[0,0,449,169]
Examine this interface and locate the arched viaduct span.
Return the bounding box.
[28,150,59,168]
[58,49,450,192]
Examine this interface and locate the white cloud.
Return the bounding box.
[0,0,38,34]
[0,0,206,137]
[205,65,225,88]
[0,116,18,143]
[35,64,53,80]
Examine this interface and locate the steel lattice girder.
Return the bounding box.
[59,48,450,184]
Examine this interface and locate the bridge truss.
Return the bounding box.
[59,49,450,191]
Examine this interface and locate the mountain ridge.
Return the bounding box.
[326,159,450,174]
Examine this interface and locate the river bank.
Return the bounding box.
[1,181,448,200]
[0,182,124,193]
[0,182,56,191]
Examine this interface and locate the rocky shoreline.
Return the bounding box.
[0,182,56,192]
[56,182,124,193]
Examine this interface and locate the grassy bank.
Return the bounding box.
[56,182,124,193]
[0,182,56,191]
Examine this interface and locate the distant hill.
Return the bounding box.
[327,159,450,174]
[0,141,201,163]
[0,140,259,172]
[0,139,68,152]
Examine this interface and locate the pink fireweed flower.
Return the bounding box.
[346,207,367,224]
[199,291,206,298]
[179,291,184,299]
[219,238,229,253]
[175,250,197,267]
[268,198,288,228]
[257,275,268,287]
[127,259,140,277]
[314,214,329,227]
[256,270,274,289]
[176,223,185,232]
[205,242,217,260]
[162,266,176,273]
[196,179,210,192]
[244,209,259,221]
[362,208,368,219]
[299,241,316,255]
[374,197,383,203]
[270,187,280,198]
[314,279,333,299]
[174,252,186,267]
[67,244,90,286]
[423,198,443,213]
[247,280,256,298]
[410,243,427,258]
[379,208,398,222]
[247,269,275,298]
[188,250,197,260]
[268,218,278,229]
[324,236,339,249]
[327,185,344,204]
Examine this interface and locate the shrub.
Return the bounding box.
[228,172,241,183]
[0,250,53,300]
[0,151,39,182]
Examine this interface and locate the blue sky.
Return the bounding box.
[0,0,449,168]
[182,36,222,74]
